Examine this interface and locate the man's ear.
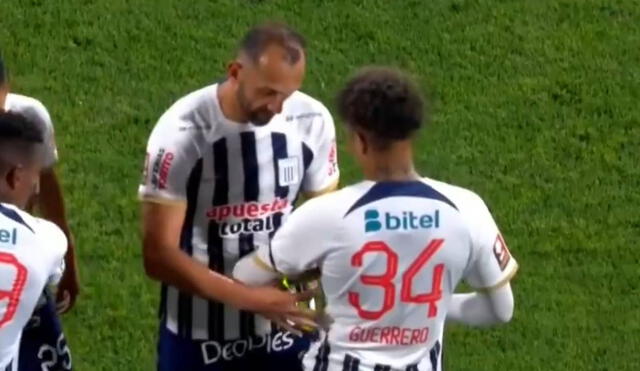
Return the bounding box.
[356,131,369,155]
[5,166,19,191]
[227,60,243,81]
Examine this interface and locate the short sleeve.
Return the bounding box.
[301,107,340,194]
[36,219,68,285]
[255,196,335,276]
[463,197,518,290]
[17,100,58,167]
[138,120,199,204]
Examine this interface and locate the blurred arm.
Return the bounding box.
[446,283,514,326]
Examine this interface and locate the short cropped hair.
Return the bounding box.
[0,111,44,172]
[337,67,427,150]
[237,22,306,65]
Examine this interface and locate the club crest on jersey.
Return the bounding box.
[493,234,511,271]
[207,198,289,237]
[278,157,300,186]
[364,209,440,233]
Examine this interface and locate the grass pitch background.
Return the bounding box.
[1,0,638,369]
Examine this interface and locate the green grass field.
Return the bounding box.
[1,0,639,369]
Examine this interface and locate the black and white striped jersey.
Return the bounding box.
[138,83,339,341]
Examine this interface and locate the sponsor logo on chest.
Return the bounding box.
[0,228,17,245]
[207,198,289,237]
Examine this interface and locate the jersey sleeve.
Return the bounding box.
[36,219,68,285]
[463,196,518,290]
[20,101,58,168]
[254,196,335,276]
[138,120,200,204]
[301,106,340,195]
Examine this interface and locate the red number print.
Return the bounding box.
[0,252,28,328]
[348,241,398,320]
[401,239,445,318]
[349,239,445,320]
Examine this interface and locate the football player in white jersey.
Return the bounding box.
[0,111,68,371]
[0,54,76,371]
[234,67,518,371]
[139,23,339,370]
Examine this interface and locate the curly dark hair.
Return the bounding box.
[238,22,306,65]
[337,67,427,150]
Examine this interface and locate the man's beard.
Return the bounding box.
[237,87,275,126]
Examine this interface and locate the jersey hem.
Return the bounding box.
[304,178,340,198]
[477,262,519,292]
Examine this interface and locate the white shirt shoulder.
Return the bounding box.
[0,204,67,284]
[139,85,219,203]
[257,182,366,275]
[282,91,339,193]
[422,177,518,290]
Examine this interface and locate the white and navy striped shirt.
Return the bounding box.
[139,83,339,341]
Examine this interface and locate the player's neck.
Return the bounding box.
[217,81,249,124]
[0,193,20,209]
[363,145,419,182]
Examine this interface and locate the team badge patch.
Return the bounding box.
[278,157,300,186]
[493,234,511,271]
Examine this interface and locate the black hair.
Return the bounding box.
[238,22,306,65]
[0,111,44,172]
[337,67,427,151]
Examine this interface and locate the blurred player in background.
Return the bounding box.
[139,23,339,370]
[0,52,79,371]
[0,53,77,370]
[234,67,517,371]
[0,53,78,312]
[0,111,68,371]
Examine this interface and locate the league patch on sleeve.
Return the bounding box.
[493,234,511,271]
[328,140,338,176]
[150,148,174,190]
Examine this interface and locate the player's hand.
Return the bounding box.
[257,289,319,336]
[56,243,79,314]
[243,286,319,334]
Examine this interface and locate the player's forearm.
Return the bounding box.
[446,285,514,326]
[38,170,72,237]
[233,254,281,286]
[143,245,257,310]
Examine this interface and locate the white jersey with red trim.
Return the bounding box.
[3,93,58,168]
[138,83,339,341]
[0,203,67,370]
[252,178,518,371]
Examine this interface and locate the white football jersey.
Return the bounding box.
[0,203,67,370]
[3,93,58,168]
[254,178,518,371]
[138,83,339,341]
